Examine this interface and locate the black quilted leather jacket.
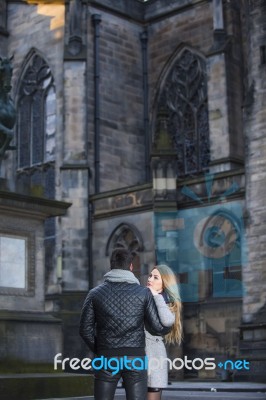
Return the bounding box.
[79,281,171,356]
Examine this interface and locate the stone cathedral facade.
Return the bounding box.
[0,0,266,382]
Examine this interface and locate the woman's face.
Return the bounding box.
[147,268,163,293]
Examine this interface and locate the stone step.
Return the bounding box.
[34,382,266,400]
[0,373,93,400]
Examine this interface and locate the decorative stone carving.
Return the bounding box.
[65,0,86,59]
[105,222,144,256]
[0,55,16,173]
[18,53,54,168]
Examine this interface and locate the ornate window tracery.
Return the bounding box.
[106,223,144,279]
[156,48,210,177]
[17,53,55,169]
[16,52,56,290]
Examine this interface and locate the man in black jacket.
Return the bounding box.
[79,248,171,400]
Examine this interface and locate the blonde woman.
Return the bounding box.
[146,264,182,400]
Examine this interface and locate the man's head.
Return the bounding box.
[110,248,133,270]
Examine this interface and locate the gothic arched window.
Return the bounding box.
[156,48,210,177]
[16,52,56,290]
[106,223,144,279]
[17,53,55,169]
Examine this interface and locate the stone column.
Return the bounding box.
[63,60,86,163]
[207,0,244,173]
[60,1,89,291]
[238,0,266,383]
[242,1,266,324]
[151,110,177,205]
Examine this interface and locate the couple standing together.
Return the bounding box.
[79,248,182,400]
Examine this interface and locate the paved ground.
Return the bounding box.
[38,381,266,400]
[39,392,266,400]
[114,390,266,399]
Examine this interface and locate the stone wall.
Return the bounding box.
[63,61,86,163]
[87,7,146,192]
[92,187,155,286]
[60,168,89,291]
[148,1,244,173]
[5,3,91,293]
[4,0,248,293]
[0,189,70,366]
[184,300,242,379]
[243,0,266,323]
[2,0,266,381]
[224,1,244,161]
[148,1,213,115]
[7,2,65,182]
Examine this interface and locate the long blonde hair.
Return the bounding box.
[153,264,182,345]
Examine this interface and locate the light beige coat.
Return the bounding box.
[145,294,175,388]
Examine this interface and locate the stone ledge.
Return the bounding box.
[0,310,62,323]
[0,188,71,218]
[0,373,93,400]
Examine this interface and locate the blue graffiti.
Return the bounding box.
[154,175,247,302]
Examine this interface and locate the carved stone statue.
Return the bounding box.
[0,55,16,171]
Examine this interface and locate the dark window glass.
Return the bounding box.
[18,97,31,168]
[17,54,54,168]
[17,53,56,290]
[156,49,210,177]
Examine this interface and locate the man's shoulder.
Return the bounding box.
[88,282,109,296]
[135,284,149,293]
[118,282,148,290]
[127,283,150,296]
[89,282,149,296]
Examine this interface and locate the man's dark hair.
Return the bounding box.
[110,248,133,270]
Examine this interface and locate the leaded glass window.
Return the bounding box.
[156,49,210,177]
[16,52,56,291]
[17,53,55,168]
